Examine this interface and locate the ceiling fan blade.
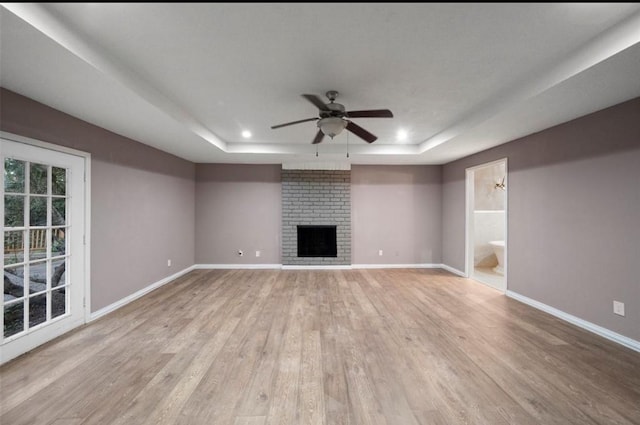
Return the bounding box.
[346,121,377,143]
[302,94,330,111]
[311,129,325,144]
[271,117,318,129]
[346,109,393,118]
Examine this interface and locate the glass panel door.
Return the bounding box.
[1,138,87,364]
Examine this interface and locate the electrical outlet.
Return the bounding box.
[167,259,171,267]
[256,250,261,257]
[238,250,243,257]
[378,250,383,256]
[613,301,625,316]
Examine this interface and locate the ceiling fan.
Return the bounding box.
[270,90,393,144]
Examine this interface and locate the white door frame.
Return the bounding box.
[0,131,91,364]
[465,158,508,292]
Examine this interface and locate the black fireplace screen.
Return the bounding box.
[297,225,337,257]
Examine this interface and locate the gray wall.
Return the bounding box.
[195,164,281,264]
[352,165,442,265]
[195,165,442,266]
[0,88,196,312]
[442,97,640,341]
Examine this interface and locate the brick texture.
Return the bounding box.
[282,170,351,265]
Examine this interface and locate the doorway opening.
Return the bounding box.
[466,158,507,292]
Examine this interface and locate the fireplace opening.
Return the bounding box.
[297,225,337,257]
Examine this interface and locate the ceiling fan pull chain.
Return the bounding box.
[316,144,319,157]
[346,130,350,158]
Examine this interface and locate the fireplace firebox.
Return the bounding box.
[297,225,337,257]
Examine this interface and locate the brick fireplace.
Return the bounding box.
[281,168,351,266]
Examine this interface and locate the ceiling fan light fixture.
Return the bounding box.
[271,91,392,144]
[318,117,347,138]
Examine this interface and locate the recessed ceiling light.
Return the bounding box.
[396,129,408,141]
[241,130,252,139]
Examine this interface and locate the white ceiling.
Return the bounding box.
[2,3,640,165]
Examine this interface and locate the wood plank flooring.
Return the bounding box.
[1,269,639,424]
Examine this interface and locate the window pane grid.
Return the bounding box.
[28,289,48,298]
[1,296,24,306]
[3,253,69,270]
[3,160,69,340]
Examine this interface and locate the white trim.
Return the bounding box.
[465,167,473,279]
[506,290,640,353]
[351,263,441,269]
[1,131,91,159]
[195,263,457,271]
[84,156,92,319]
[504,158,509,291]
[0,315,85,365]
[439,264,467,277]
[89,265,196,321]
[465,158,508,292]
[281,265,352,270]
[195,264,282,270]
[1,131,94,321]
[465,157,509,172]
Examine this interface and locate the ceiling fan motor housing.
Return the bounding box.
[321,102,346,118]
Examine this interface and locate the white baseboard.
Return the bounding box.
[351,263,442,269]
[439,264,467,277]
[506,290,640,353]
[195,264,282,270]
[282,264,442,270]
[281,265,352,270]
[196,263,458,271]
[89,265,196,321]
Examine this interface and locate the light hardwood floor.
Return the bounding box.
[1,269,639,424]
